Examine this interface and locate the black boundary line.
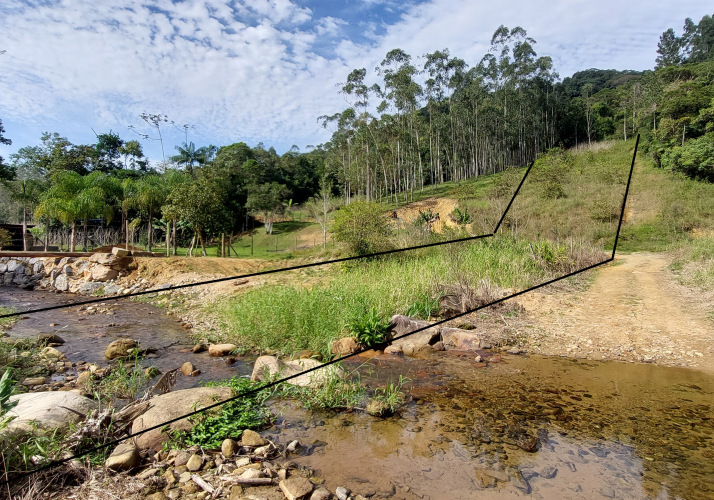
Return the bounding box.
[1,140,639,486]
[611,134,639,258]
[0,160,535,320]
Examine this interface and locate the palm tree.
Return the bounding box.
[171,142,199,176]
[126,175,167,252]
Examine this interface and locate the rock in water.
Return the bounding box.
[336,486,351,500]
[221,438,238,457]
[208,344,237,356]
[241,429,266,447]
[279,477,314,500]
[105,442,140,471]
[310,488,332,500]
[3,392,98,435]
[180,362,195,376]
[131,387,232,450]
[105,338,138,359]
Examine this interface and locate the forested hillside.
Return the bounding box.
[0,13,712,250]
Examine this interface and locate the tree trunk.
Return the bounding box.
[82,218,89,252]
[147,208,153,252]
[44,219,49,252]
[197,230,207,256]
[172,219,177,255]
[70,221,76,252]
[165,222,170,256]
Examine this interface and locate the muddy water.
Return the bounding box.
[271,354,714,500]
[0,289,253,390]
[2,289,713,499]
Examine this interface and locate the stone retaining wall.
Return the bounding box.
[0,253,138,296]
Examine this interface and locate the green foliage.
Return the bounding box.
[372,376,410,415]
[0,368,18,431]
[168,377,272,449]
[347,303,391,348]
[451,207,472,225]
[0,227,11,248]
[278,368,365,411]
[490,168,522,198]
[661,136,714,181]
[332,201,391,255]
[406,293,441,319]
[89,353,152,402]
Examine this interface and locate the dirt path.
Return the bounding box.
[519,252,714,372]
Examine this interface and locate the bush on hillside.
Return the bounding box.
[661,136,714,182]
[332,201,392,255]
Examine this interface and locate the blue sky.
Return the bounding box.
[0,0,710,164]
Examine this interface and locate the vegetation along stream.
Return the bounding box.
[2,288,712,500]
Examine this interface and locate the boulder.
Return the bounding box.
[91,265,118,282]
[0,263,6,273]
[111,247,130,257]
[3,391,98,435]
[250,356,345,388]
[6,260,20,272]
[279,477,314,500]
[131,386,232,450]
[389,315,440,349]
[89,253,131,269]
[441,328,482,351]
[103,284,123,295]
[310,488,332,500]
[40,346,64,360]
[105,338,138,359]
[39,333,65,344]
[53,274,69,291]
[105,441,140,471]
[331,337,358,356]
[186,454,202,471]
[77,282,105,295]
[33,261,45,274]
[221,438,239,457]
[21,377,47,386]
[208,344,237,356]
[241,429,266,447]
[180,362,196,376]
[384,345,403,355]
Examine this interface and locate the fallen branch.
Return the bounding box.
[191,474,215,494]
[218,476,275,486]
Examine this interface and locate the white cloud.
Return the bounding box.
[0,0,710,157]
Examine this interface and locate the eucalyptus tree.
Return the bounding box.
[0,119,13,182]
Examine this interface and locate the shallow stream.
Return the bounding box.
[2,289,713,499]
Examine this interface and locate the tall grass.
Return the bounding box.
[211,236,602,357]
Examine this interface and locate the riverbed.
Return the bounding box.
[2,289,713,500]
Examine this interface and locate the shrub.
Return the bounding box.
[406,293,441,319]
[661,136,714,182]
[347,303,391,348]
[451,208,472,225]
[332,201,391,255]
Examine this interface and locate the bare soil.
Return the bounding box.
[515,252,714,372]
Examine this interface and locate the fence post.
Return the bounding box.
[221,233,225,258]
[251,235,254,256]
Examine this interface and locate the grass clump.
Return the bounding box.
[347,303,390,348]
[166,376,272,449]
[88,353,153,402]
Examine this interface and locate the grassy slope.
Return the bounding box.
[208,140,714,358]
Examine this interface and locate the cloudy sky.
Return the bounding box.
[0,0,710,162]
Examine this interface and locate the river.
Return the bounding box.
[2,289,712,500]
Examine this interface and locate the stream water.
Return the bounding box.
[2,289,713,500]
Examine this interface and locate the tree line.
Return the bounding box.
[0,16,712,253]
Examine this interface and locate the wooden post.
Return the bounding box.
[126,220,129,251]
[251,235,253,256]
[221,233,225,258]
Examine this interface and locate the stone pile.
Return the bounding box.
[0,251,137,295]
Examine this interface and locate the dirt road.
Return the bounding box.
[519,252,714,372]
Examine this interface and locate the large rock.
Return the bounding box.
[279,477,314,500]
[208,344,238,356]
[389,315,440,349]
[53,274,69,291]
[89,252,131,269]
[3,392,98,435]
[91,265,118,282]
[105,338,138,359]
[441,328,483,351]
[111,247,130,257]
[77,282,105,295]
[241,429,266,447]
[131,386,233,450]
[105,441,140,471]
[250,356,345,388]
[331,337,358,356]
[6,260,20,272]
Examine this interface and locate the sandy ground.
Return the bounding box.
[390,197,460,233]
[516,252,714,373]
